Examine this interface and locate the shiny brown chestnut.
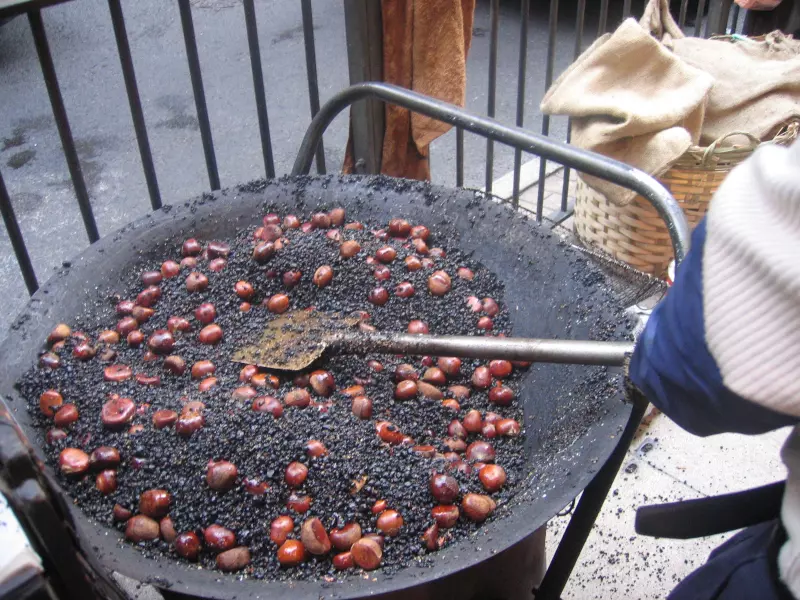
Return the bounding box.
[283,214,301,229]
[252,241,275,263]
[284,388,311,408]
[466,441,496,462]
[477,316,494,331]
[251,396,283,418]
[351,537,382,570]
[405,255,423,271]
[152,409,178,429]
[417,381,443,400]
[89,446,120,471]
[479,464,507,492]
[96,469,117,495]
[217,547,250,572]
[182,238,202,257]
[234,280,255,300]
[175,532,201,561]
[112,504,132,522]
[351,396,372,419]
[333,551,354,570]
[59,448,90,476]
[163,355,186,375]
[285,462,308,488]
[136,286,161,308]
[388,218,411,237]
[442,398,461,411]
[39,390,63,417]
[429,473,460,504]
[54,404,79,427]
[422,367,446,385]
[277,540,306,566]
[191,360,216,380]
[193,303,216,326]
[47,323,71,345]
[463,409,483,433]
[395,281,415,298]
[330,523,362,551]
[147,330,174,354]
[482,422,497,438]
[207,460,238,491]
[411,225,429,240]
[340,240,361,258]
[204,524,236,552]
[428,270,452,296]
[376,421,404,445]
[313,265,333,288]
[266,293,290,314]
[431,504,460,528]
[376,510,404,536]
[286,493,312,513]
[300,517,332,555]
[97,330,120,344]
[139,489,171,518]
[305,439,328,458]
[373,265,391,281]
[309,370,335,397]
[496,418,521,437]
[489,385,515,406]
[175,413,205,437]
[126,331,144,347]
[489,359,513,378]
[447,419,467,439]
[198,324,223,344]
[438,357,462,377]
[375,246,397,263]
[72,342,96,361]
[158,516,177,543]
[471,366,492,389]
[423,523,441,551]
[101,397,135,429]
[125,515,160,542]
[367,287,389,306]
[185,272,209,293]
[394,380,418,401]
[462,493,497,522]
[282,270,302,288]
[394,363,418,382]
[443,437,467,453]
[412,238,429,254]
[161,260,180,278]
[407,319,429,334]
[270,516,294,545]
[180,256,197,270]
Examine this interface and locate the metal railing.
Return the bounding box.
[0,0,743,304]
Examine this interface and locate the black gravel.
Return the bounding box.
[18,210,526,581]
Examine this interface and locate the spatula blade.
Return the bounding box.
[232,310,359,371]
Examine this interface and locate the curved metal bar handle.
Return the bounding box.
[291,82,690,263]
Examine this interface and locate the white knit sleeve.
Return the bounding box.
[703,139,800,417]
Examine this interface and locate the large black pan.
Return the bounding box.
[0,175,633,599]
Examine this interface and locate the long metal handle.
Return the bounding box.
[335,331,634,367]
[291,82,690,264]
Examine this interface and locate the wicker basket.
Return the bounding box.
[573,125,798,276]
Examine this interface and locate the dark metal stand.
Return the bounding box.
[291,82,690,599]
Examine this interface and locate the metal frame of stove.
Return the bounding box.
[0,1,692,598]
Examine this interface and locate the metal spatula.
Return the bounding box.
[231,310,633,371]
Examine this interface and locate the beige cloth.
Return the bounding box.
[541,0,800,205]
[540,17,713,205]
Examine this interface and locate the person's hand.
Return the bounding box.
[734,0,784,10]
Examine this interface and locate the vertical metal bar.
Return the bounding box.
[300,0,326,175]
[535,396,649,600]
[536,0,559,222]
[731,3,741,33]
[679,0,690,28]
[694,0,708,36]
[511,0,530,206]
[242,0,276,179]
[706,0,733,36]
[107,0,162,210]
[0,170,38,295]
[456,127,464,187]
[598,0,609,34]
[622,0,632,19]
[484,0,500,194]
[28,10,99,243]
[178,0,220,190]
[560,0,586,214]
[343,0,384,174]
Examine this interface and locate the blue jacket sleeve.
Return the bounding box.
[628,218,799,437]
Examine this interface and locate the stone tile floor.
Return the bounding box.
[513,164,789,599]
